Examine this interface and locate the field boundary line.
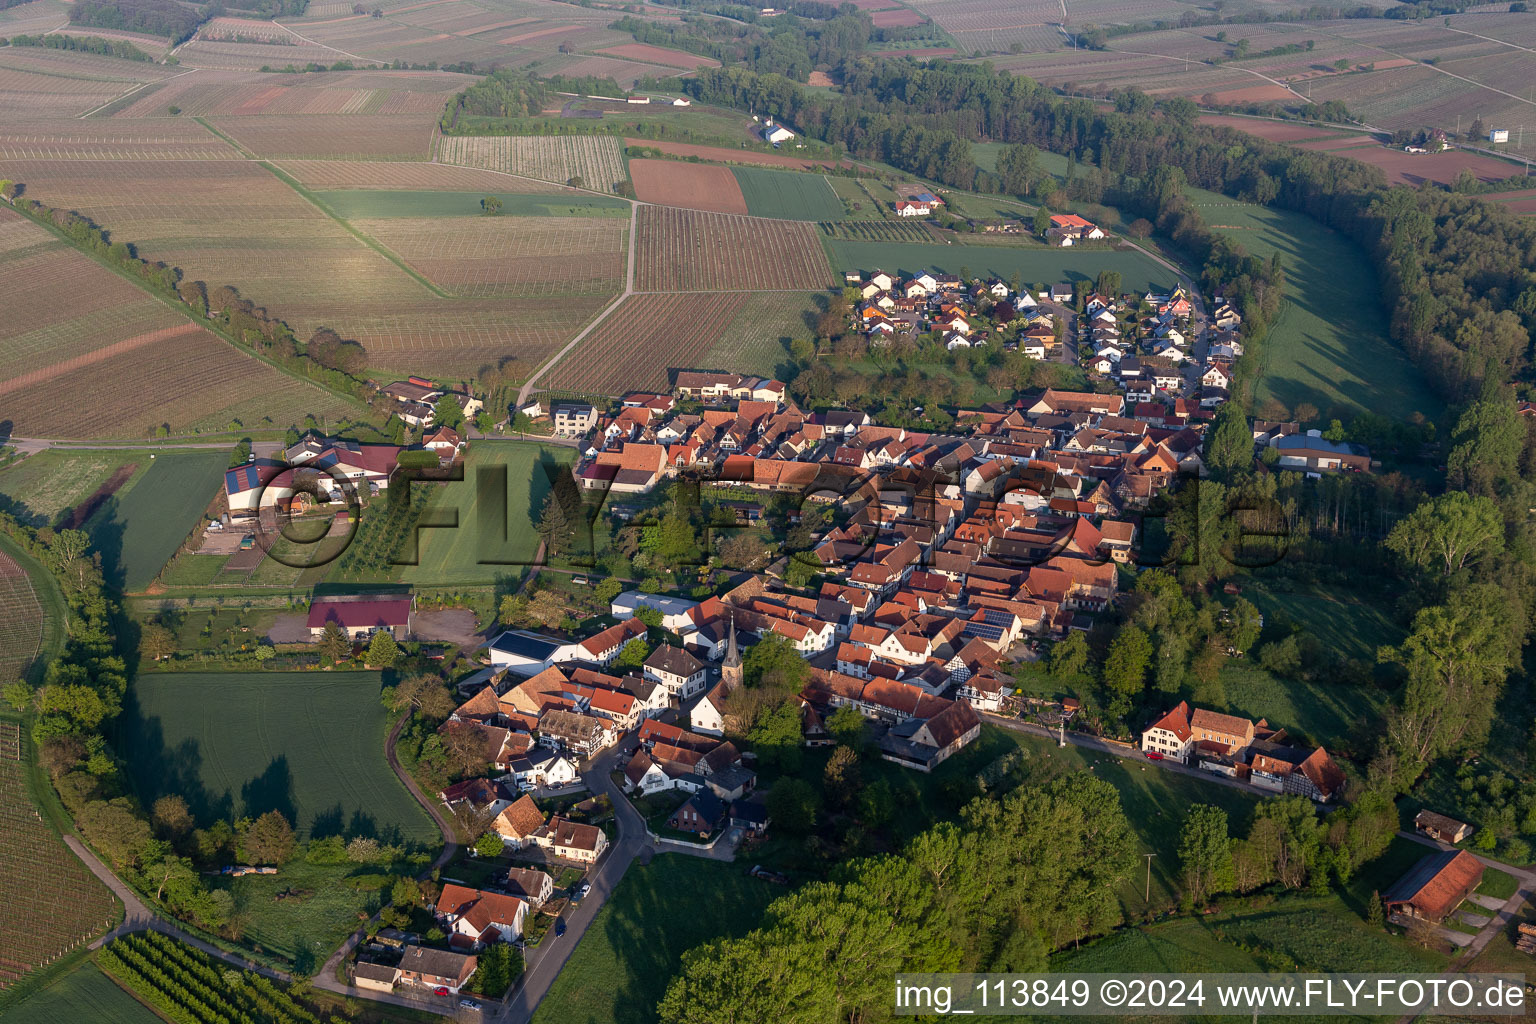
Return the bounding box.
[1106,44,1310,106]
[268,18,389,64]
[78,67,200,119]
[259,160,452,298]
[516,200,637,407]
[191,115,256,157]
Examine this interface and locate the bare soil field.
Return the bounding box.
[623,137,851,170]
[109,68,470,119]
[4,156,609,376]
[871,8,927,26]
[0,117,236,160]
[634,206,834,291]
[630,158,748,214]
[0,206,357,438]
[543,292,748,395]
[595,42,719,68]
[209,113,439,159]
[352,215,627,297]
[276,158,568,191]
[1198,115,1344,142]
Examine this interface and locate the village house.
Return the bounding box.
[398,946,477,994]
[435,884,527,947]
[530,815,609,862]
[492,794,547,848]
[503,866,555,908]
[643,644,708,700]
[308,595,413,640]
[1046,213,1106,246]
[552,403,598,438]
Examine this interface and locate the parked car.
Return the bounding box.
[576,882,591,900]
[460,999,481,1011]
[555,918,566,937]
[1145,751,1164,761]
[433,986,449,996]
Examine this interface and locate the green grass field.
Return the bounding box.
[1188,188,1442,422]
[1239,579,1404,664]
[315,190,629,219]
[820,237,1172,291]
[730,168,845,221]
[0,962,160,1024]
[119,671,437,843]
[700,292,820,379]
[1478,867,1521,901]
[0,449,148,529]
[531,856,779,1024]
[85,450,230,592]
[1217,664,1386,752]
[401,441,577,587]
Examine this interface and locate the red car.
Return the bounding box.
[1145,751,1164,761]
[433,987,449,996]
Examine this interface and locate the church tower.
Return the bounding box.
[720,614,743,692]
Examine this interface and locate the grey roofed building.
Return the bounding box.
[645,644,704,678]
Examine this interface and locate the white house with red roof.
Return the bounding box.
[435,884,527,947]
[1142,700,1195,761]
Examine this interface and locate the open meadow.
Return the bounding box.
[1187,188,1442,421]
[0,961,158,1024]
[83,449,230,592]
[823,236,1172,291]
[119,670,437,842]
[530,856,779,1024]
[731,167,845,221]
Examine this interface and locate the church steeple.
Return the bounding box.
[721,613,742,690]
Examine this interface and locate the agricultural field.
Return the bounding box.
[822,236,1172,292]
[100,931,331,1017]
[731,167,845,220]
[83,449,229,592]
[531,856,778,1024]
[326,441,576,585]
[315,190,629,298]
[701,291,822,379]
[1188,188,1442,421]
[595,42,720,68]
[0,47,178,118]
[5,156,609,376]
[0,552,44,684]
[820,218,936,242]
[119,670,437,841]
[901,0,1064,53]
[622,137,851,171]
[635,206,835,291]
[0,721,120,992]
[0,450,148,528]
[207,114,439,159]
[0,117,236,160]
[276,158,571,191]
[544,293,750,395]
[436,134,630,193]
[0,962,160,1024]
[629,158,747,214]
[0,206,360,439]
[106,68,470,120]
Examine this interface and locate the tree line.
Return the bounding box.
[1,33,154,60]
[11,187,376,406]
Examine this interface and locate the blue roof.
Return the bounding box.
[224,464,263,494]
[489,630,565,661]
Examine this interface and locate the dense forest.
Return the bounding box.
[67,0,308,42]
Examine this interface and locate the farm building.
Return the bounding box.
[1382,849,1483,924]
[1047,214,1106,246]
[1489,129,1509,143]
[761,120,795,144]
[1415,810,1474,845]
[308,594,413,640]
[895,200,932,217]
[398,946,477,993]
